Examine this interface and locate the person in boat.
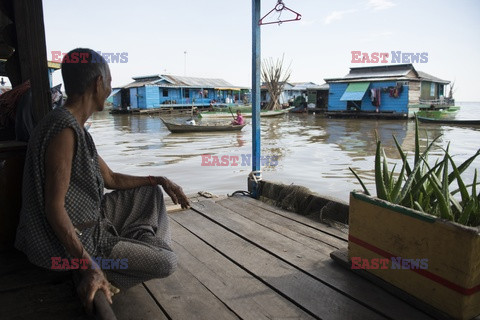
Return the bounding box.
[15,48,190,313]
[232,110,244,125]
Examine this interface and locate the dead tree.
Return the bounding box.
[447,80,456,100]
[261,55,291,110]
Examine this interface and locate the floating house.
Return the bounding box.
[260,81,329,108]
[324,64,451,118]
[111,74,249,111]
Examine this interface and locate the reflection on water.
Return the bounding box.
[90,102,480,202]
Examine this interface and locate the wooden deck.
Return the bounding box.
[111,195,435,320]
[0,250,88,319]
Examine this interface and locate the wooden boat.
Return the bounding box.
[160,118,246,133]
[199,107,294,119]
[416,106,460,119]
[417,116,480,126]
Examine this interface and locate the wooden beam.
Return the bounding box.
[94,291,118,320]
[13,0,51,123]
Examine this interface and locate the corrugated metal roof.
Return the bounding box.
[122,74,247,89]
[318,83,329,90]
[325,64,449,85]
[261,81,328,91]
[417,71,449,84]
[326,64,415,82]
[325,64,450,84]
[160,75,235,88]
[124,80,155,88]
[343,69,411,79]
[328,77,413,83]
[290,81,316,86]
[132,75,161,81]
[290,82,323,90]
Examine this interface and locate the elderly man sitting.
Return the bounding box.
[15,48,190,312]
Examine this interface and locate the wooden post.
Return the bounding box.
[250,0,261,197]
[94,291,118,320]
[13,0,51,123]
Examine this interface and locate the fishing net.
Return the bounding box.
[257,180,350,225]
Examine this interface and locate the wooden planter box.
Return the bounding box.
[348,191,480,319]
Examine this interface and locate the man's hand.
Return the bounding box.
[157,177,190,209]
[77,267,113,314]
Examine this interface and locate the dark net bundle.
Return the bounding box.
[257,180,350,226]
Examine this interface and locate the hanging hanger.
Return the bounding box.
[258,0,302,26]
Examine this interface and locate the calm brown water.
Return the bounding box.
[90,102,480,203]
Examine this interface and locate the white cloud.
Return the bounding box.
[367,0,396,11]
[324,9,357,25]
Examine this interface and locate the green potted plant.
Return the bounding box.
[349,118,480,319]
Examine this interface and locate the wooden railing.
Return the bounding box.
[419,98,455,106]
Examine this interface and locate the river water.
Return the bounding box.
[90,102,480,203]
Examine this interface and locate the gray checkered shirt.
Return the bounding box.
[15,107,104,269]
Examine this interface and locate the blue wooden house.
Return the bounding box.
[112,74,248,110]
[324,64,451,118]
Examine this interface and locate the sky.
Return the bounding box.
[42,0,480,101]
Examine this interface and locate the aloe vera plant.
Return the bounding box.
[350,117,480,227]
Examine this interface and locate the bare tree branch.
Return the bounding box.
[261,54,292,110]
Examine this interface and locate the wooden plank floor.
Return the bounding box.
[0,250,92,320]
[112,195,436,320]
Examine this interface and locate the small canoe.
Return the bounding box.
[160,118,246,133]
[199,106,294,119]
[417,117,480,126]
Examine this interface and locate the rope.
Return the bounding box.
[228,190,251,197]
[248,170,262,183]
[227,171,262,198]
